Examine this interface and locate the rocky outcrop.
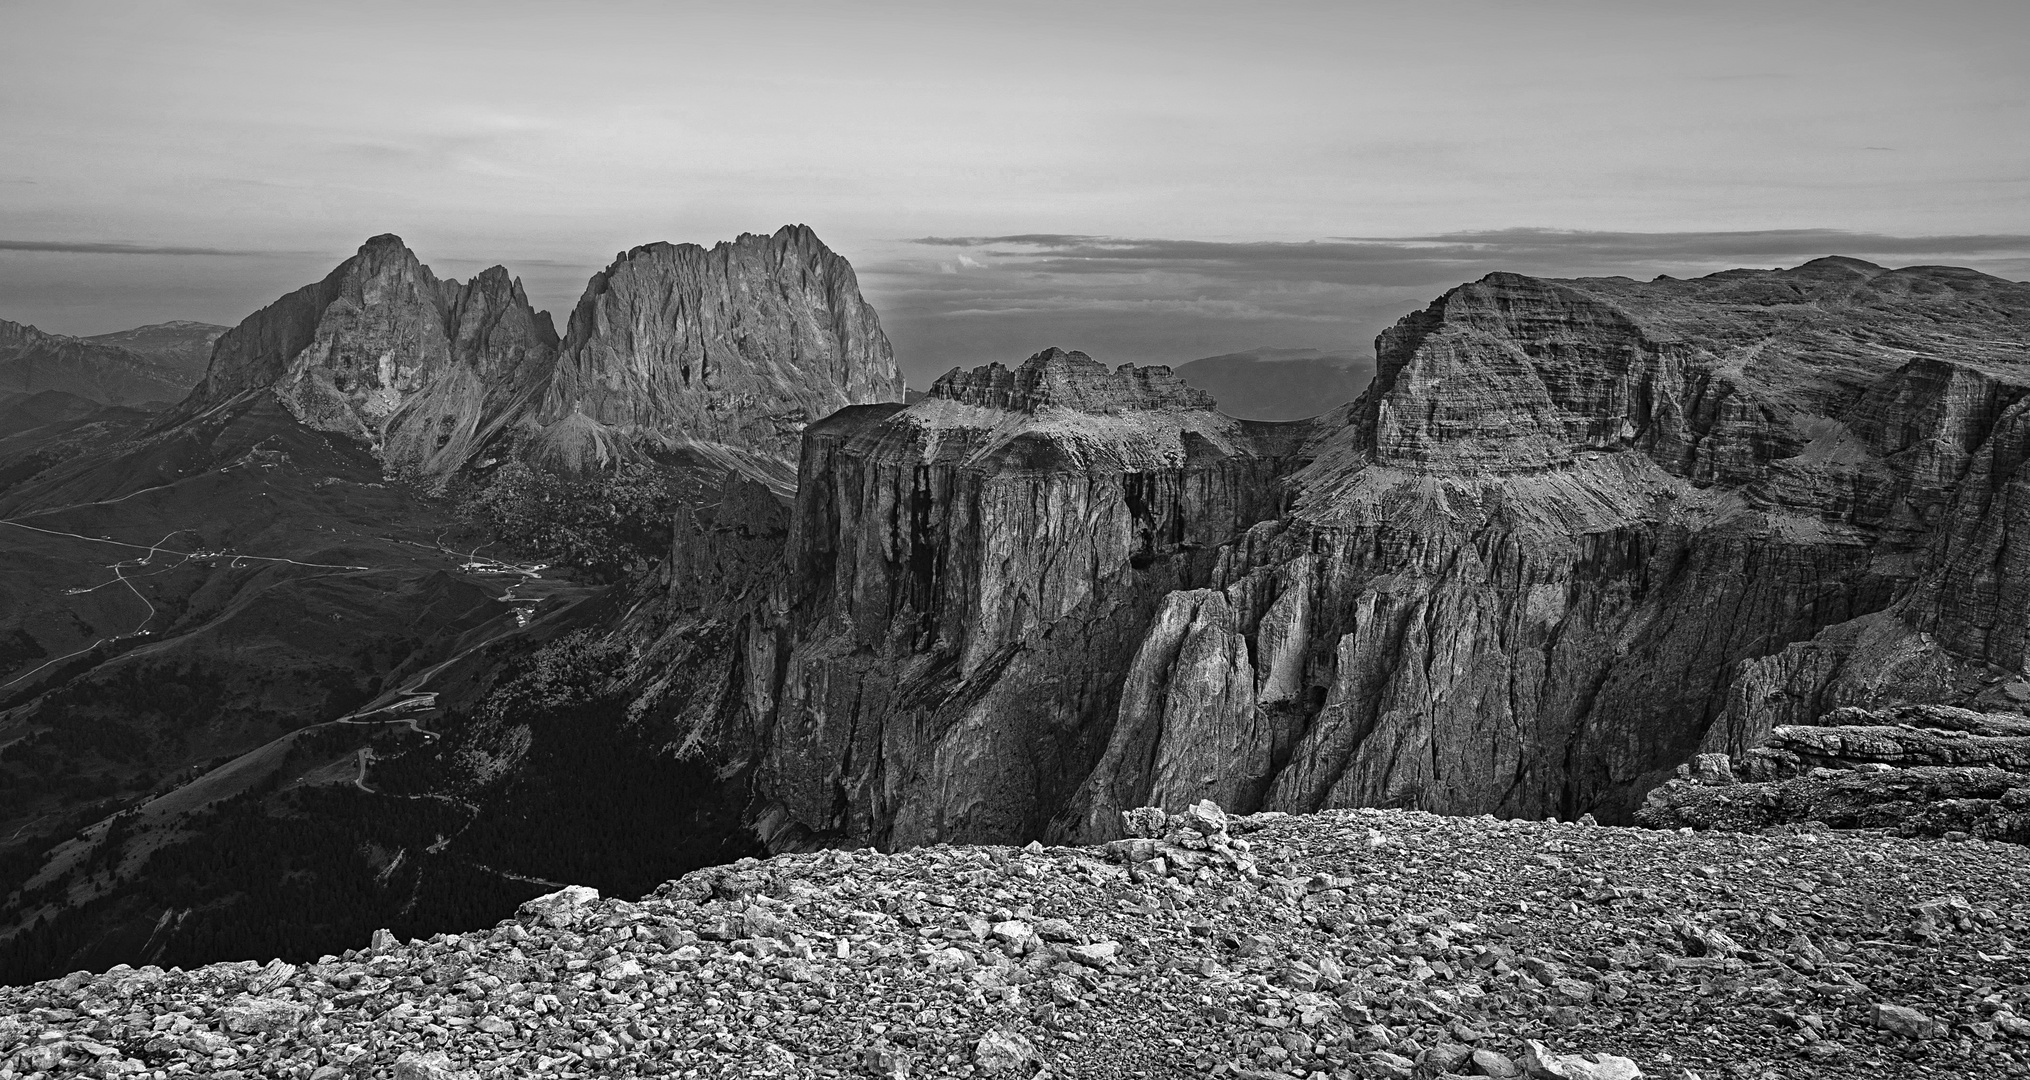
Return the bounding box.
[1638,704,2030,842]
[665,474,792,610]
[0,318,198,405]
[926,347,1212,413]
[534,225,901,468]
[786,349,1286,672]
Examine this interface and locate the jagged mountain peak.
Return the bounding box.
[605,222,831,266]
[174,235,557,483]
[358,231,413,252]
[538,224,900,461]
[175,226,897,481]
[927,347,1215,415]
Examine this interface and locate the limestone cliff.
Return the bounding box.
[637,258,2030,851]
[628,348,1310,848]
[1076,259,2030,829]
[534,225,901,470]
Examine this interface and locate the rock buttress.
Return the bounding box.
[1066,262,2030,832]
[641,349,1311,849]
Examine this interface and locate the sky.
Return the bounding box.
[1,0,2027,389]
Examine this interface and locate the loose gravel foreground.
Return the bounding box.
[3,805,2028,1080]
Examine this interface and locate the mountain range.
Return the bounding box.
[2,238,2027,985]
[0,319,222,412]
[1170,347,1373,421]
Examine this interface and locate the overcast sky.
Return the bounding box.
[2,0,2026,387]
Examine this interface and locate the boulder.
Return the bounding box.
[519,885,601,929]
[972,1028,1037,1074]
[1872,1002,1948,1040]
[1520,1040,1642,1080]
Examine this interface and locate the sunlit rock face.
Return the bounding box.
[1071,259,2030,831]
[674,258,2030,850]
[180,225,900,484]
[534,225,902,471]
[181,234,561,483]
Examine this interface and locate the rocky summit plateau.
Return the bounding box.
[5,803,2029,1079]
[3,239,2030,1078]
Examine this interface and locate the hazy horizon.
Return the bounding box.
[4,1,2027,387]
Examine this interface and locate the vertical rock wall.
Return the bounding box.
[673,349,1311,848]
[538,225,902,467]
[1056,262,2030,833]
[633,258,2029,853]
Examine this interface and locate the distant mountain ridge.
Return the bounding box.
[1172,346,1372,420]
[82,321,226,380]
[0,318,218,407]
[177,235,564,483]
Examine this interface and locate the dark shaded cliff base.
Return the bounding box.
[4,808,2027,1080]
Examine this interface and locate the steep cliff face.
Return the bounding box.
[535,225,901,470]
[631,349,1310,848]
[1066,259,2030,831]
[657,259,2030,853]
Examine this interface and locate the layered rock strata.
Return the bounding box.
[1638,704,2030,842]
[656,259,2030,850]
[1058,260,2030,831]
[635,348,1313,849]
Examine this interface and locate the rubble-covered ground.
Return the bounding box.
[4,804,2027,1080]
